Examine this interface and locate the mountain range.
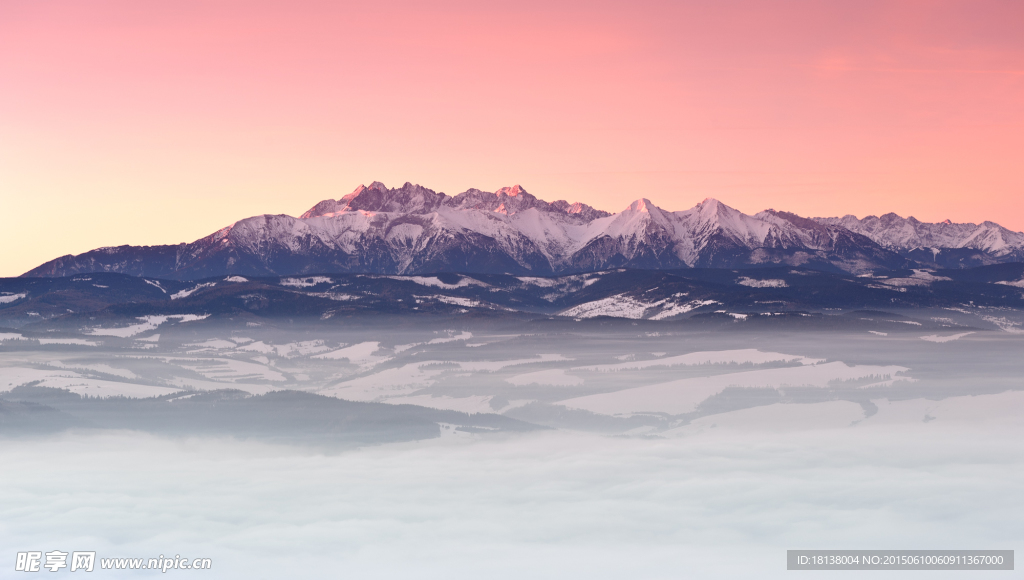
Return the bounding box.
[24,182,1024,280]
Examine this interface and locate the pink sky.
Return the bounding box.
[2,0,1022,276]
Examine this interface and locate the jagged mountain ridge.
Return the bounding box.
[813,213,1024,268]
[24,182,1024,279]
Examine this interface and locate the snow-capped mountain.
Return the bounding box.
[23,182,1022,280]
[813,213,1024,268]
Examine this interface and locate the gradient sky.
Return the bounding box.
[2,0,1023,276]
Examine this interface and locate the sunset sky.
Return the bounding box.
[2,0,1022,276]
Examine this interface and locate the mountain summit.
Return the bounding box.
[813,213,1024,266]
[301,182,610,221]
[23,182,1024,279]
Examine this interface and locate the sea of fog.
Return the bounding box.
[2,320,1023,577]
[2,419,1022,578]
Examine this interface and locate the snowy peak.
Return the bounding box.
[757,209,825,232]
[611,199,678,239]
[689,198,750,225]
[625,198,655,213]
[302,182,445,217]
[696,197,738,214]
[678,198,773,253]
[301,182,612,224]
[548,200,610,221]
[813,212,1024,258]
[489,185,542,215]
[448,185,544,215]
[447,184,609,219]
[348,182,445,214]
[495,184,526,197]
[348,181,389,198]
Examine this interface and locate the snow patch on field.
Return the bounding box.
[562,295,719,320]
[143,279,166,293]
[559,360,910,416]
[390,276,488,289]
[187,339,239,350]
[0,367,77,390]
[0,293,27,304]
[667,401,866,435]
[561,295,649,319]
[456,354,569,372]
[155,357,286,383]
[164,377,281,396]
[910,269,952,282]
[506,369,583,387]
[87,315,209,337]
[48,362,138,379]
[737,277,788,288]
[921,332,975,343]
[320,363,443,402]
[313,341,386,365]
[237,341,275,354]
[421,296,480,308]
[865,391,1024,426]
[171,283,217,299]
[575,349,823,372]
[280,276,333,287]
[880,270,952,287]
[224,276,249,283]
[275,341,332,357]
[981,315,1024,333]
[0,366,177,398]
[37,338,99,346]
[236,340,331,358]
[309,292,359,301]
[428,332,473,344]
[516,277,561,288]
[386,394,496,414]
[995,279,1024,288]
[1,333,99,346]
[51,379,176,399]
[648,299,720,320]
[87,316,161,338]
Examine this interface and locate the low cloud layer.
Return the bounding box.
[2,419,1022,578]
